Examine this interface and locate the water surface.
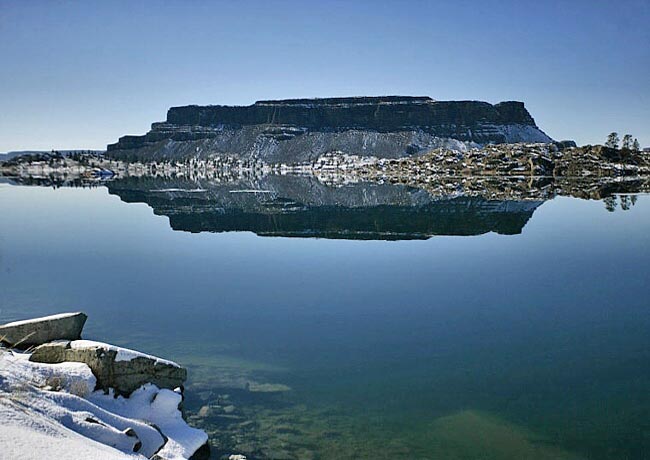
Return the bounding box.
[0,180,648,459]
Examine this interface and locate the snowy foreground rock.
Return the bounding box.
[30,340,187,396]
[0,313,209,460]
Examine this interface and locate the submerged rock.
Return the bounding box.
[0,312,87,348]
[187,441,211,460]
[29,339,187,396]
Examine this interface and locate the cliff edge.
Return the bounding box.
[106,96,552,163]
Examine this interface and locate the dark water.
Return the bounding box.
[1,179,649,459]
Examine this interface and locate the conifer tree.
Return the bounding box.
[603,195,617,212]
[605,132,620,149]
[622,134,633,150]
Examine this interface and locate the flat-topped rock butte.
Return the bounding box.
[106,96,553,162]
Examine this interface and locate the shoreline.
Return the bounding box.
[0,312,245,460]
[2,143,649,182]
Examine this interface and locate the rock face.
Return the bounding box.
[106,96,552,162]
[0,312,87,348]
[29,340,187,396]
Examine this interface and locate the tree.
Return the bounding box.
[632,138,640,152]
[622,134,633,150]
[620,195,631,211]
[603,195,617,212]
[606,132,620,149]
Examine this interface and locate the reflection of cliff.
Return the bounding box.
[107,176,543,240]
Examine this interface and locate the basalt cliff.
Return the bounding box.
[106,96,552,162]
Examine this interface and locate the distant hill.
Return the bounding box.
[0,151,43,161]
[0,150,104,162]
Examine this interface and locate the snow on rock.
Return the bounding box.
[30,340,187,396]
[0,347,207,460]
[69,339,180,366]
[0,409,142,460]
[90,384,209,460]
[3,349,96,395]
[1,312,83,326]
[499,124,553,143]
[0,312,87,348]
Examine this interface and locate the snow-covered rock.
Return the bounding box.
[89,385,208,460]
[0,312,87,348]
[0,347,207,460]
[30,339,187,396]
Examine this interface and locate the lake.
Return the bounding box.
[1,177,648,459]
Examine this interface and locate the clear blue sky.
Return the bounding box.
[1,0,648,151]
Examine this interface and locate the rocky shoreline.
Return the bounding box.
[0,312,245,460]
[2,143,649,203]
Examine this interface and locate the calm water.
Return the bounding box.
[1,179,649,459]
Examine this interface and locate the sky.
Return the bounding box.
[0,0,648,151]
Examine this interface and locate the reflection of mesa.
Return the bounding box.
[106,96,552,162]
[107,175,543,240]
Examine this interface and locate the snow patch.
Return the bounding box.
[4,350,96,395]
[90,385,208,460]
[499,124,553,143]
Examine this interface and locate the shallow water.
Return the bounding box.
[1,180,648,459]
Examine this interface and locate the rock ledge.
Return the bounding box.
[0,312,87,348]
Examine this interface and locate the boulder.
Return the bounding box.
[29,340,186,396]
[556,140,577,150]
[0,312,87,348]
